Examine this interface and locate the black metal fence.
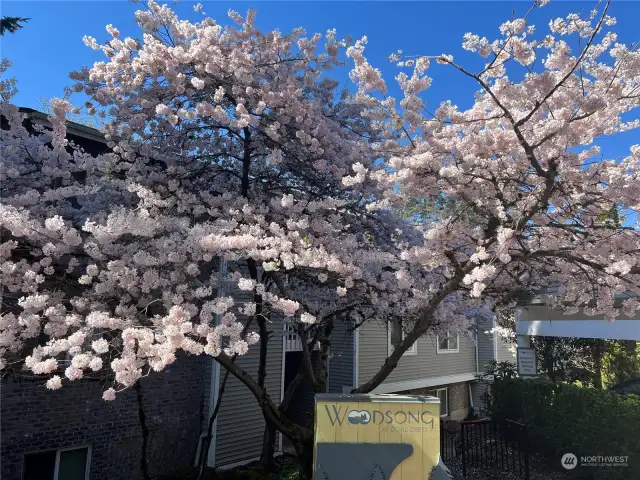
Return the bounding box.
[440,420,457,462]
[460,419,530,479]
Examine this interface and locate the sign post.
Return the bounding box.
[517,347,537,377]
[314,393,452,479]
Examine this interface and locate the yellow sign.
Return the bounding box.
[314,393,442,479]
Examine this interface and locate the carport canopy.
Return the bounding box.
[516,304,640,341]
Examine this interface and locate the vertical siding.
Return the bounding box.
[327,319,354,393]
[202,359,214,430]
[476,315,496,373]
[357,320,476,386]
[472,315,515,416]
[213,275,284,467]
[471,382,490,416]
[496,336,516,363]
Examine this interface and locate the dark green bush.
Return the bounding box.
[489,378,640,479]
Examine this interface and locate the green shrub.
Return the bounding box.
[489,378,640,479]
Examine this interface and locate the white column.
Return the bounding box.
[515,308,531,349]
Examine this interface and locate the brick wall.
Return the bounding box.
[447,382,469,420]
[1,354,206,480]
[401,381,470,421]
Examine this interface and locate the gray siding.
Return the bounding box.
[202,359,214,430]
[212,274,284,467]
[496,335,516,363]
[214,332,283,466]
[472,315,515,416]
[476,315,496,373]
[328,319,355,393]
[471,381,490,416]
[357,321,476,389]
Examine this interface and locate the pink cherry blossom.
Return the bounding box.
[1,1,637,408]
[102,388,117,401]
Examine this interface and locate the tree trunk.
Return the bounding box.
[255,312,275,471]
[261,421,277,472]
[594,339,603,389]
[135,382,151,480]
[543,341,556,382]
[196,368,233,480]
[292,437,314,480]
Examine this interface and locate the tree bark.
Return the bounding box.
[246,257,277,471]
[292,437,314,480]
[593,339,604,389]
[196,368,232,480]
[257,322,276,471]
[135,382,151,480]
[261,422,277,472]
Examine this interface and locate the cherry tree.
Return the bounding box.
[347,0,639,393]
[1,3,437,476]
[1,0,639,477]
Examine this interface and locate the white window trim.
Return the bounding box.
[436,332,459,354]
[388,320,417,357]
[433,388,449,417]
[51,445,92,480]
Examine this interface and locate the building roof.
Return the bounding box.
[18,107,107,144]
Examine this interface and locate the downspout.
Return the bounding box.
[353,329,359,390]
[493,316,498,362]
[474,329,479,374]
[471,328,478,417]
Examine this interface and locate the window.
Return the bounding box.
[428,388,449,417]
[388,319,417,356]
[436,332,459,353]
[23,446,91,480]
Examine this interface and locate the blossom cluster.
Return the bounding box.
[1,0,638,399]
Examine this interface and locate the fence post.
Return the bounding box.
[461,422,467,477]
[523,424,530,480]
[480,422,485,468]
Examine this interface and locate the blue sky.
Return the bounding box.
[2,1,639,111]
[2,1,639,169]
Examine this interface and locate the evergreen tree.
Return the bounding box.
[0,17,30,36]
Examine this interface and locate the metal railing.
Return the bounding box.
[460,419,530,479]
[440,420,457,462]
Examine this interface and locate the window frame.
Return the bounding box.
[24,445,92,480]
[436,332,459,354]
[435,388,449,417]
[53,444,92,480]
[387,319,417,357]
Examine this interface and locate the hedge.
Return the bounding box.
[488,378,640,480]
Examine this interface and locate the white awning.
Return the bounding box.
[515,306,640,340]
